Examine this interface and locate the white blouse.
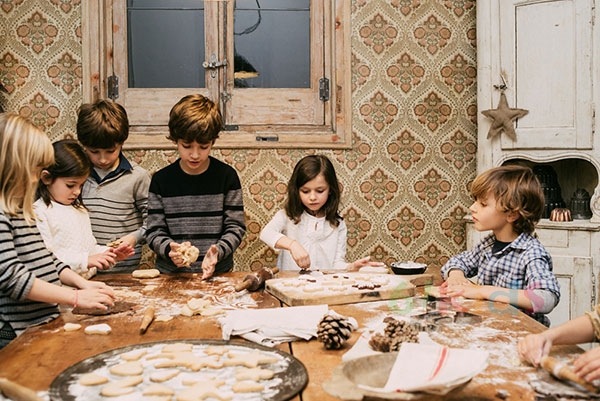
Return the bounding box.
[260,210,348,271]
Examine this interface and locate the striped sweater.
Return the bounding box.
[0,210,68,338]
[146,157,246,274]
[82,155,151,273]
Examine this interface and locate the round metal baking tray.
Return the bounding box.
[49,339,308,401]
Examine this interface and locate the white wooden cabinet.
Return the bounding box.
[475,0,599,327]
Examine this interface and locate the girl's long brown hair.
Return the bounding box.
[285,155,342,227]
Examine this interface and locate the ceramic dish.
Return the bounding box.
[390,262,427,275]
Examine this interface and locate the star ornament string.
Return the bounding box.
[481,91,529,141]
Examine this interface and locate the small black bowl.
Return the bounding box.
[390,262,427,275]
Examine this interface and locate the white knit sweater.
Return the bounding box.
[33,199,106,278]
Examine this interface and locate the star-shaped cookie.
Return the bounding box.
[481,92,528,140]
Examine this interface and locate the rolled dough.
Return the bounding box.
[132,269,160,279]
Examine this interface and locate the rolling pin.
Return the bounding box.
[0,377,43,401]
[139,301,155,334]
[235,267,279,292]
[541,356,600,393]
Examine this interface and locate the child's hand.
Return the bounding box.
[75,287,115,310]
[88,250,117,270]
[79,280,114,295]
[347,256,385,271]
[169,242,188,268]
[443,282,486,300]
[117,234,137,248]
[201,244,219,280]
[518,333,552,367]
[574,347,600,382]
[113,243,135,261]
[445,269,471,286]
[169,242,200,268]
[289,241,311,270]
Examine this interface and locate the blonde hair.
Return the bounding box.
[0,113,54,223]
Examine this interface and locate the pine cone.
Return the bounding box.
[369,317,419,352]
[317,311,357,350]
[368,332,391,352]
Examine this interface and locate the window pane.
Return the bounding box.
[127,0,206,88]
[234,0,310,88]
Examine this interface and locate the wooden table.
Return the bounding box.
[0,272,585,400]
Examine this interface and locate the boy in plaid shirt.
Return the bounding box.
[440,165,560,326]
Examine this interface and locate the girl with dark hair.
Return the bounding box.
[260,155,384,271]
[34,139,133,279]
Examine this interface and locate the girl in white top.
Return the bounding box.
[260,155,385,271]
[34,140,133,279]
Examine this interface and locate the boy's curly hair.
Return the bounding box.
[167,94,222,144]
[470,164,544,234]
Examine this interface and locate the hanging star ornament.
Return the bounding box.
[481,92,529,140]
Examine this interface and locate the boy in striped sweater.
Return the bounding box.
[145,94,246,279]
[76,100,151,273]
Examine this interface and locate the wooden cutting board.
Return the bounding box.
[265,273,432,306]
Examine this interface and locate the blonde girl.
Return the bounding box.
[260,154,385,271]
[0,113,114,349]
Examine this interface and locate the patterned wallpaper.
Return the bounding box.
[0,1,477,278]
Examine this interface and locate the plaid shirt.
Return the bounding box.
[441,232,560,325]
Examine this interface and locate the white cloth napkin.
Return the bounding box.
[220,304,328,347]
[378,343,488,395]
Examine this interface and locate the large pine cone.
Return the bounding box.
[369,316,419,352]
[317,311,358,350]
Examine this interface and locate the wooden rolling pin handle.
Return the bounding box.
[541,356,600,394]
[271,267,279,276]
[0,377,43,401]
[235,276,256,292]
[139,302,155,334]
